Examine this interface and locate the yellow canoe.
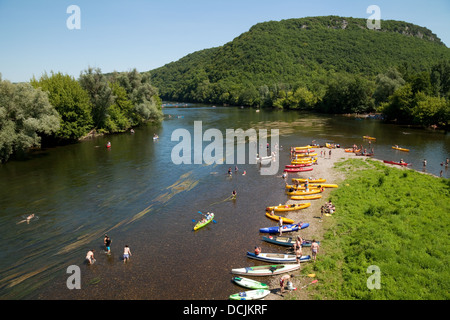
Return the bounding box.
[294,146,314,150]
[265,212,295,224]
[296,153,318,158]
[392,146,410,152]
[266,202,311,212]
[286,189,323,196]
[290,194,322,201]
[292,178,326,183]
[291,158,316,164]
[363,136,376,140]
[286,184,338,189]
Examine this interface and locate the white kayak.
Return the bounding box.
[231,264,300,276]
[229,289,271,300]
[246,252,311,264]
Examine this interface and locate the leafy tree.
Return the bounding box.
[0,75,60,162]
[373,68,405,105]
[31,72,92,140]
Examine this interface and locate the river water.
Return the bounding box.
[0,105,448,300]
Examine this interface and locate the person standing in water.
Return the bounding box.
[86,249,95,265]
[231,190,237,199]
[104,234,112,254]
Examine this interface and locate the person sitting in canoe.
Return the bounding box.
[399,159,405,164]
[254,246,261,255]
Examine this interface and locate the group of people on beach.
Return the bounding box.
[85,234,132,265]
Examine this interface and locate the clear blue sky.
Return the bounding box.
[1,0,449,83]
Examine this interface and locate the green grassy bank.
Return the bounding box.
[306,159,449,300]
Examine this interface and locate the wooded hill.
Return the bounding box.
[149,16,450,125]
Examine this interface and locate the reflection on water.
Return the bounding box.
[0,105,448,299]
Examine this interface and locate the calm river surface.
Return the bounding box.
[0,105,448,299]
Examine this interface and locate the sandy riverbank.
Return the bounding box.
[265,147,355,300]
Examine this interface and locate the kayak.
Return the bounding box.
[290,194,322,201]
[392,146,410,152]
[229,289,271,300]
[262,236,320,247]
[231,276,269,290]
[266,203,311,212]
[265,212,295,224]
[231,264,301,276]
[284,167,313,173]
[286,189,323,196]
[294,146,314,150]
[325,143,336,149]
[296,153,318,157]
[285,163,312,168]
[383,160,409,166]
[345,148,361,153]
[247,252,311,264]
[291,158,314,163]
[285,184,338,189]
[295,149,315,153]
[193,213,214,231]
[259,222,309,234]
[292,178,326,183]
[363,136,376,140]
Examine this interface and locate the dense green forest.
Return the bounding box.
[150,16,450,127]
[0,68,163,163]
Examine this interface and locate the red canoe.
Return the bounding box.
[285,164,312,168]
[295,149,315,154]
[284,167,314,173]
[383,160,408,166]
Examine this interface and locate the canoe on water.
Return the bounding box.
[231,264,301,276]
[193,213,214,231]
[290,194,322,201]
[266,202,311,212]
[231,276,269,290]
[259,222,309,234]
[294,146,314,150]
[383,160,409,166]
[262,236,319,247]
[265,212,294,224]
[229,289,271,300]
[363,136,376,140]
[292,178,326,184]
[284,167,313,173]
[392,146,410,152]
[246,252,311,264]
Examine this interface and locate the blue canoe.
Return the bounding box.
[259,222,309,234]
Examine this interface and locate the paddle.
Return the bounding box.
[198,211,217,223]
[299,279,318,290]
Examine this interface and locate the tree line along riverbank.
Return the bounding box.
[281,157,449,300]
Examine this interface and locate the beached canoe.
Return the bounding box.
[229,289,271,300]
[295,149,315,153]
[231,276,269,290]
[290,194,322,201]
[292,178,326,183]
[284,167,313,173]
[291,157,314,163]
[363,136,376,140]
[266,203,311,212]
[231,264,301,277]
[345,148,361,153]
[262,236,319,247]
[383,160,409,166]
[193,213,214,231]
[294,146,314,150]
[246,252,311,264]
[285,184,338,189]
[325,143,337,149]
[259,222,309,234]
[285,164,312,168]
[392,146,410,152]
[296,153,318,157]
[265,212,295,224]
[286,189,323,196]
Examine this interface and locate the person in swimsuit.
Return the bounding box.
[280,274,294,295]
[17,214,35,224]
[123,245,132,263]
[311,240,319,262]
[86,250,95,265]
[104,234,112,254]
[278,216,284,236]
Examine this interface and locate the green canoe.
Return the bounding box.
[232,276,269,290]
[229,289,271,300]
[193,213,214,231]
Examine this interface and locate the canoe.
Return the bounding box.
[285,184,338,189]
[231,264,301,276]
[246,252,311,264]
[392,146,410,152]
[284,167,313,173]
[286,189,323,196]
[295,149,315,153]
[262,236,320,247]
[193,213,214,231]
[355,153,374,157]
[363,136,376,140]
[383,160,409,166]
[294,146,314,150]
[292,178,326,183]
[325,143,336,149]
[229,289,271,300]
[285,164,312,168]
[259,222,309,234]
[265,212,295,224]
[266,203,311,212]
[296,153,318,157]
[291,157,314,163]
[345,149,361,153]
[290,194,322,201]
[231,276,269,290]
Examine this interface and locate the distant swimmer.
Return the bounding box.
[17,214,35,225]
